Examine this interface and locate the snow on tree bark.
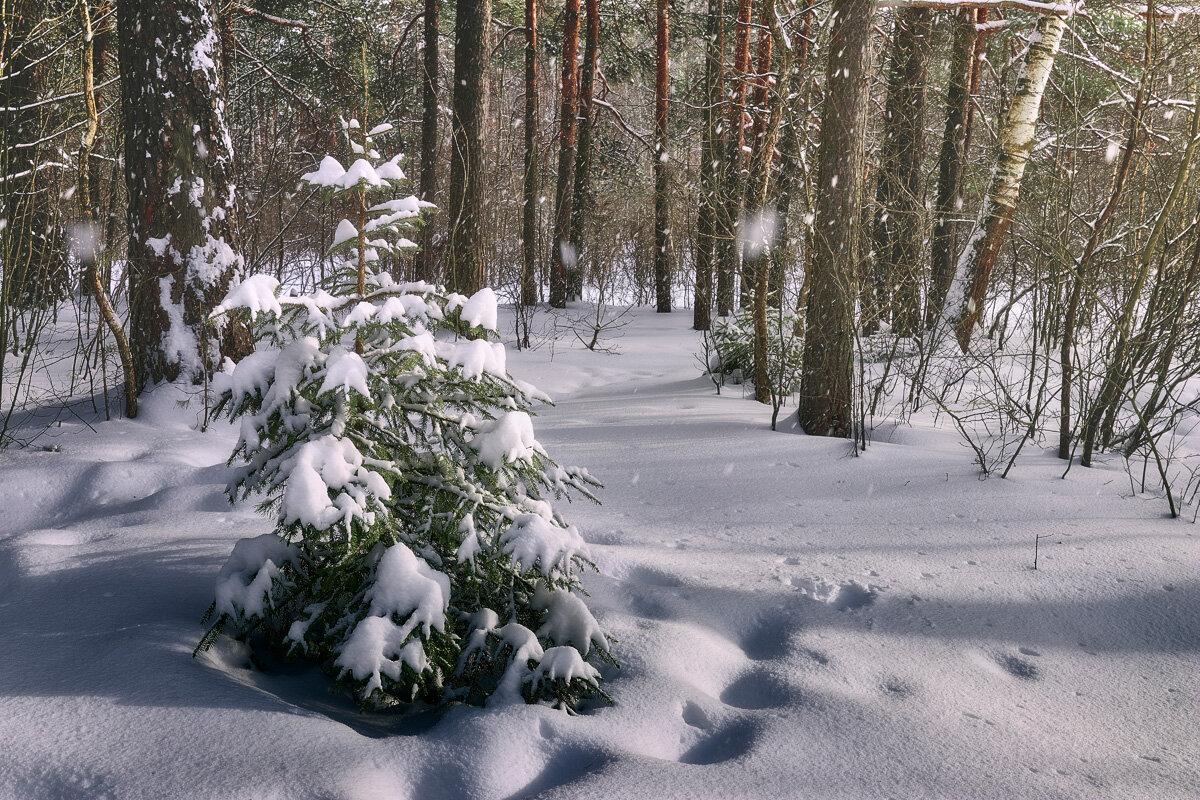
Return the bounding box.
[943,13,1066,352]
[118,0,247,387]
[928,9,978,331]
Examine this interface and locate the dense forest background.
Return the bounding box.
[4,0,1200,511]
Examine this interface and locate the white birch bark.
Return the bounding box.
[943,13,1066,351]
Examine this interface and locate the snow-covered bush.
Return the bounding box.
[196,122,614,711]
[705,310,803,394]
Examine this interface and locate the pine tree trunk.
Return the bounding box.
[521,0,539,305]
[769,7,812,310]
[417,0,439,283]
[694,0,725,331]
[653,0,672,313]
[872,7,932,338]
[448,0,490,296]
[568,0,599,302]
[944,14,1066,352]
[740,3,773,311]
[716,0,754,317]
[749,0,794,405]
[118,0,246,388]
[797,0,876,437]
[928,9,977,331]
[550,0,580,309]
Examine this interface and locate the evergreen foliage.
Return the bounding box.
[197,123,614,711]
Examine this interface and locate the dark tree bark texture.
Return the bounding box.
[550,0,580,308]
[448,0,491,296]
[118,0,247,388]
[797,0,877,437]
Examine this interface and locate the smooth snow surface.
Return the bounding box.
[0,309,1196,800]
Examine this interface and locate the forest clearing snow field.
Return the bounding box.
[0,307,1195,799]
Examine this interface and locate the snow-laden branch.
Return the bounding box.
[879,0,1080,15]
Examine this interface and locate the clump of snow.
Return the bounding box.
[450,339,506,380]
[500,514,587,576]
[318,347,370,398]
[212,274,282,319]
[532,583,609,655]
[460,287,498,331]
[530,646,601,693]
[332,219,359,249]
[281,436,389,531]
[301,155,346,187]
[214,534,298,618]
[470,411,540,469]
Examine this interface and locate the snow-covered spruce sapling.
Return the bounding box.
[196,124,615,711]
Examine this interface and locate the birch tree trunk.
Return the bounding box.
[797,0,877,437]
[943,13,1066,352]
[549,0,580,309]
[118,0,247,387]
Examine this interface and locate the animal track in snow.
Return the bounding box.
[720,668,799,710]
[678,719,759,766]
[997,653,1040,680]
[791,577,880,610]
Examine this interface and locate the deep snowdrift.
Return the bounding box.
[0,308,1195,799]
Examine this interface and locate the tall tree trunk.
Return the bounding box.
[797,0,876,437]
[417,0,439,283]
[928,9,977,331]
[944,13,1066,351]
[769,6,813,309]
[549,0,580,308]
[872,6,932,338]
[716,0,754,317]
[749,0,795,404]
[694,0,725,331]
[740,2,773,310]
[521,0,539,305]
[568,0,599,301]
[448,0,490,295]
[653,0,672,313]
[118,0,247,388]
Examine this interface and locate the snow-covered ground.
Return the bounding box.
[0,307,1195,799]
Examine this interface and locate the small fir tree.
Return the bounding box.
[196,121,614,711]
